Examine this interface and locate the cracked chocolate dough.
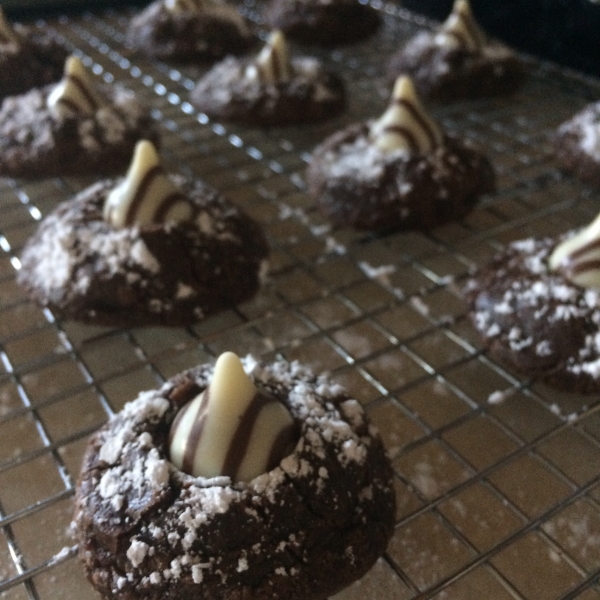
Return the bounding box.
[0,56,158,178]
[127,0,255,62]
[189,30,345,126]
[73,355,396,600]
[17,141,269,326]
[387,0,525,102]
[262,0,380,46]
[464,217,600,393]
[307,76,495,232]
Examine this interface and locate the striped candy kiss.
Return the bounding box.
[434,0,486,52]
[104,140,193,229]
[370,76,443,154]
[550,213,600,290]
[169,352,298,483]
[255,30,292,84]
[47,56,103,117]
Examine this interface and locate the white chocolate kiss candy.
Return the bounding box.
[254,30,292,84]
[47,56,103,118]
[164,0,204,13]
[549,213,600,289]
[370,76,443,154]
[169,352,298,483]
[434,0,486,51]
[0,8,19,45]
[104,140,192,228]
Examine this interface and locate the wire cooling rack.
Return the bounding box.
[1,4,600,599]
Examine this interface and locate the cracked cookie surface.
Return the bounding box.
[73,357,396,600]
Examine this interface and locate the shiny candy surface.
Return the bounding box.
[103,140,192,228]
[370,76,443,154]
[549,213,600,289]
[255,30,292,84]
[434,0,486,51]
[169,352,298,482]
[47,56,103,117]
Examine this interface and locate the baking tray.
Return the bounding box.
[1,3,600,599]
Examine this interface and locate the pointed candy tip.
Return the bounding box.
[392,76,417,101]
[132,139,160,164]
[454,0,471,15]
[214,351,245,376]
[268,29,285,45]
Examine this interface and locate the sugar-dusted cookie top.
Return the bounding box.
[189,30,345,126]
[0,56,158,177]
[73,354,395,600]
[307,76,495,231]
[388,0,526,102]
[17,141,269,326]
[464,212,600,393]
[127,0,255,62]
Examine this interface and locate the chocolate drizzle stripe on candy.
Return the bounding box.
[568,238,600,262]
[560,236,600,279]
[222,392,282,479]
[122,164,187,226]
[53,73,101,114]
[456,8,485,48]
[571,258,600,277]
[437,0,486,51]
[393,97,439,150]
[173,390,209,476]
[267,421,298,472]
[170,385,294,481]
[266,48,283,82]
[153,192,194,223]
[464,18,485,48]
[381,125,419,154]
[256,31,291,84]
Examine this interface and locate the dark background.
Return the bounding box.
[402,0,600,77]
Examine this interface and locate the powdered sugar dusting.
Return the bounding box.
[467,236,600,386]
[558,101,600,161]
[74,356,387,594]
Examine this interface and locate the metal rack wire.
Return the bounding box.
[0,4,600,599]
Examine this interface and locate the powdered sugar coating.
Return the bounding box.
[465,237,600,392]
[0,82,157,177]
[387,29,525,102]
[17,176,269,326]
[557,101,600,163]
[74,357,395,600]
[189,55,345,126]
[127,0,254,62]
[308,122,495,232]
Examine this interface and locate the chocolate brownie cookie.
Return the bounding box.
[189,30,345,126]
[263,0,380,46]
[127,0,254,62]
[0,8,68,101]
[464,214,600,393]
[17,141,269,327]
[0,56,158,178]
[555,101,600,187]
[388,0,525,102]
[307,76,495,232]
[73,353,396,600]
